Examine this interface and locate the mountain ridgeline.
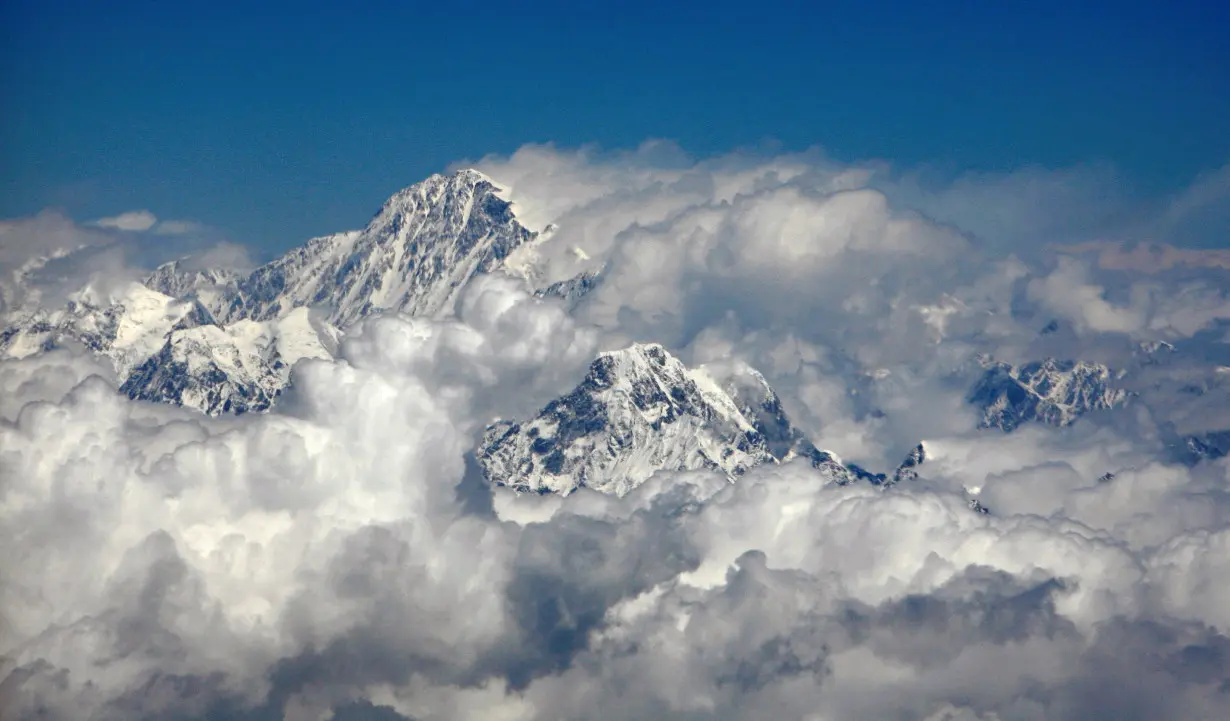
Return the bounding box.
[968,356,1131,432]
[3,170,554,416]
[477,343,931,497]
[215,169,537,326]
[3,168,1216,497]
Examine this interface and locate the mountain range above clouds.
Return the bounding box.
[3,167,1226,498]
[5,158,1230,721]
[7,2,1230,715]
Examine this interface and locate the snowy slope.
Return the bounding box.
[127,168,541,413]
[478,343,885,496]
[968,357,1131,432]
[709,360,933,486]
[215,169,538,326]
[120,307,339,415]
[143,260,239,319]
[4,169,553,417]
[0,281,202,380]
[479,343,772,496]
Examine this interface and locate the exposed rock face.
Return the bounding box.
[216,169,537,326]
[478,344,776,496]
[119,308,339,415]
[477,343,898,497]
[534,269,602,309]
[891,442,928,484]
[1181,430,1230,465]
[3,169,543,416]
[0,282,202,378]
[0,168,1182,506]
[143,261,239,317]
[969,357,1130,432]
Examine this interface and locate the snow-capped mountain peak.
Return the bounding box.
[217,168,538,327]
[892,441,928,483]
[477,343,874,497]
[121,306,339,415]
[478,343,775,496]
[143,260,239,316]
[4,168,593,420]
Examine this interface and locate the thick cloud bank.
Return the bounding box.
[4,144,1230,720]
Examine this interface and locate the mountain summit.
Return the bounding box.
[1,170,557,415]
[215,169,537,326]
[477,343,893,497]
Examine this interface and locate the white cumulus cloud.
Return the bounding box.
[94,210,159,232]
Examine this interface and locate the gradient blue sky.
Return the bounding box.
[3,0,1228,252]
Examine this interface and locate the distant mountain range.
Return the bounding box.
[4,169,1225,498]
[967,356,1131,433]
[2,170,583,415]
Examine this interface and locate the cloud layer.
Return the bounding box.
[93,210,203,235]
[3,144,1230,720]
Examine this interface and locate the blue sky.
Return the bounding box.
[3,0,1228,252]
